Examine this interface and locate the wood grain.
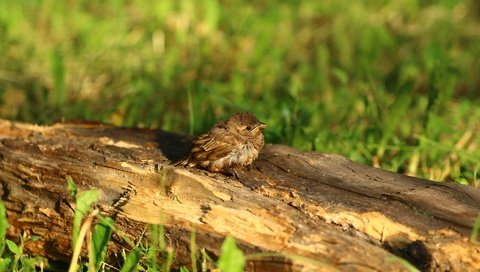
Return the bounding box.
[0,119,478,271]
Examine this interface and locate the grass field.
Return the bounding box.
[0,1,479,269]
[1,0,479,185]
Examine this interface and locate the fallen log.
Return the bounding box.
[0,119,478,271]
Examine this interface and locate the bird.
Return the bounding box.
[178,112,267,175]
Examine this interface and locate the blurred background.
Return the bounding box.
[0,0,479,185]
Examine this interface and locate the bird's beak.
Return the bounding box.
[257,122,267,130]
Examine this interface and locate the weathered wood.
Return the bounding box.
[0,119,479,271]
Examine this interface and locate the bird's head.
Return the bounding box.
[226,112,267,138]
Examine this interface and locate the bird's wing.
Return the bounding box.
[190,128,237,161]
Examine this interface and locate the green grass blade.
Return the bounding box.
[0,258,11,272]
[0,202,8,256]
[377,81,414,157]
[66,176,78,200]
[50,48,66,106]
[190,230,197,272]
[385,255,420,272]
[187,85,195,135]
[92,217,114,269]
[217,236,245,272]
[204,0,220,33]
[5,240,20,255]
[164,247,174,272]
[147,224,160,271]
[72,188,100,249]
[471,212,480,243]
[120,247,141,272]
[179,266,190,272]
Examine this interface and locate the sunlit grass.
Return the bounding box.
[0,0,479,186]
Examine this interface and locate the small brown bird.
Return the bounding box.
[179,112,267,174]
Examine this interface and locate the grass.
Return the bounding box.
[0,0,479,185]
[385,256,420,272]
[0,202,47,271]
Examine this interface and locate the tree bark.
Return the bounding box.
[0,119,479,271]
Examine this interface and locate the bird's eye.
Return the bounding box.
[246,125,252,131]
